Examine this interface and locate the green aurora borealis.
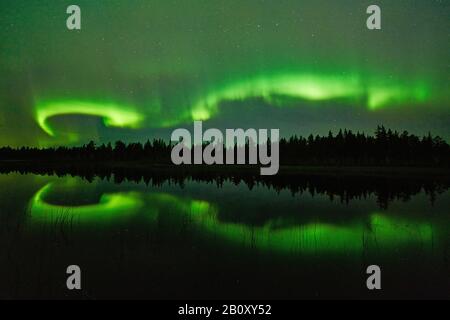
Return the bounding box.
[0,0,448,146]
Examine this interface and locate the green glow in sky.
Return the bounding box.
[191,72,432,122]
[34,71,434,139]
[0,1,448,145]
[36,100,144,136]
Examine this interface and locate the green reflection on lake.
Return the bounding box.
[30,182,144,223]
[29,178,434,255]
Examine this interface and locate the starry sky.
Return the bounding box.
[0,0,448,147]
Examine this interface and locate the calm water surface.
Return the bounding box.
[0,173,449,299]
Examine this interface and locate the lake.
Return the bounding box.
[0,172,449,299]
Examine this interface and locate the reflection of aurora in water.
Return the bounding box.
[29,181,433,254]
[30,183,144,222]
[35,71,433,140]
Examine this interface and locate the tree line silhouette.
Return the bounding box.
[0,126,449,167]
[0,161,448,210]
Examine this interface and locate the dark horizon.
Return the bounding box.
[1,126,449,168]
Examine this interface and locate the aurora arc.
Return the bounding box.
[35,71,433,139]
[191,71,431,120]
[1,0,448,146]
[36,100,145,137]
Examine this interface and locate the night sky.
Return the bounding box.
[0,0,448,147]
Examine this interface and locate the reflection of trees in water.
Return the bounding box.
[1,163,448,210]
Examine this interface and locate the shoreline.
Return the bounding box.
[1,160,450,179]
